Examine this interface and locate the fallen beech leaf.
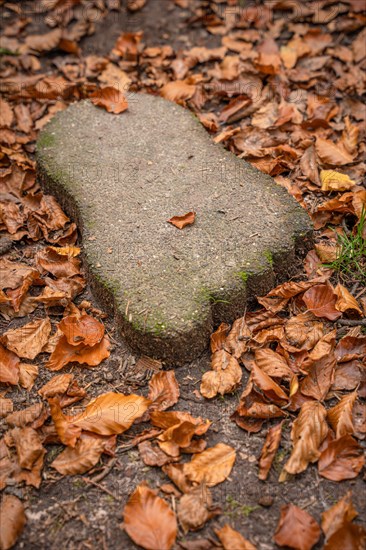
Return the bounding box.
[12,427,45,470]
[324,523,366,550]
[90,87,128,114]
[123,483,177,550]
[234,383,287,433]
[59,312,105,347]
[177,483,218,533]
[281,401,328,479]
[316,137,354,166]
[183,443,236,487]
[258,280,324,313]
[318,435,365,481]
[71,392,150,435]
[24,28,62,53]
[215,524,257,550]
[303,284,342,321]
[162,462,193,494]
[300,352,336,401]
[167,211,195,229]
[0,343,20,385]
[36,247,81,278]
[51,432,111,475]
[321,491,358,542]
[210,322,230,353]
[336,336,366,363]
[151,411,210,456]
[200,349,242,398]
[148,370,180,412]
[327,391,357,438]
[3,318,51,360]
[161,81,196,103]
[250,363,288,403]
[138,440,175,467]
[0,495,26,550]
[46,334,110,371]
[274,504,321,550]
[258,422,283,481]
[5,403,46,428]
[48,397,82,447]
[112,31,143,60]
[0,398,13,418]
[320,170,356,192]
[331,360,363,392]
[334,284,362,316]
[18,363,38,391]
[38,374,74,398]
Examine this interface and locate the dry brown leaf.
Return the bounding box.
[327,391,358,438]
[280,401,328,479]
[302,284,342,321]
[138,440,175,467]
[12,427,45,470]
[258,280,324,313]
[0,343,20,385]
[336,336,366,363]
[59,312,105,347]
[167,211,195,229]
[210,323,230,353]
[38,374,74,398]
[274,504,321,550]
[71,392,150,435]
[334,284,363,316]
[3,318,51,360]
[123,483,177,550]
[0,398,13,418]
[318,435,365,481]
[5,403,46,429]
[161,81,196,103]
[177,483,218,533]
[215,524,257,550]
[18,363,38,391]
[147,370,180,412]
[183,443,236,487]
[316,137,354,166]
[200,350,242,399]
[51,433,111,475]
[300,352,336,401]
[46,334,110,371]
[0,495,26,550]
[324,524,366,550]
[90,87,128,114]
[250,364,288,403]
[35,247,80,278]
[48,397,82,447]
[321,491,358,542]
[258,422,283,481]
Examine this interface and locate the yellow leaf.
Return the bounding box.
[320,170,355,192]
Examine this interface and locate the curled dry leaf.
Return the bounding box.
[0,398,13,418]
[123,483,177,550]
[321,491,358,542]
[46,334,110,371]
[177,483,219,533]
[5,403,46,429]
[183,443,236,487]
[36,247,81,278]
[210,322,230,353]
[335,336,366,363]
[250,363,288,404]
[280,401,328,479]
[318,435,365,481]
[167,211,195,229]
[200,349,242,399]
[138,440,176,467]
[51,433,113,475]
[215,524,257,550]
[302,284,342,321]
[3,318,51,360]
[12,427,45,470]
[0,343,19,385]
[38,374,74,398]
[0,495,26,550]
[151,410,210,456]
[300,352,336,401]
[258,421,283,481]
[18,363,38,391]
[90,87,128,114]
[327,391,357,438]
[320,170,355,192]
[59,312,105,347]
[274,504,321,550]
[258,280,323,313]
[334,284,362,316]
[161,81,196,103]
[147,370,180,412]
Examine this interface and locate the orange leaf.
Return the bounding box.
[215,524,257,550]
[274,504,321,550]
[59,312,105,347]
[250,363,288,403]
[90,87,128,114]
[210,322,230,353]
[167,211,195,229]
[327,391,357,438]
[3,318,51,360]
[318,435,365,481]
[183,443,236,487]
[123,483,177,550]
[160,81,196,103]
[258,422,283,481]
[46,334,110,371]
[321,491,358,542]
[0,343,20,385]
[200,349,242,399]
[280,401,328,479]
[51,433,112,475]
[303,284,342,321]
[147,370,180,412]
[0,495,26,550]
[316,137,354,166]
[334,284,363,316]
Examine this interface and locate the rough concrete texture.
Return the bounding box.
[36,95,312,364]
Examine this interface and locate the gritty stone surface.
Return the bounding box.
[36,95,312,364]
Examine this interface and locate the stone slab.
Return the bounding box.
[36,95,312,364]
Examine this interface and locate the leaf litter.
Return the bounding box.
[0,0,365,548]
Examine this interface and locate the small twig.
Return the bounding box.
[90,457,117,483]
[336,319,366,327]
[83,477,120,500]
